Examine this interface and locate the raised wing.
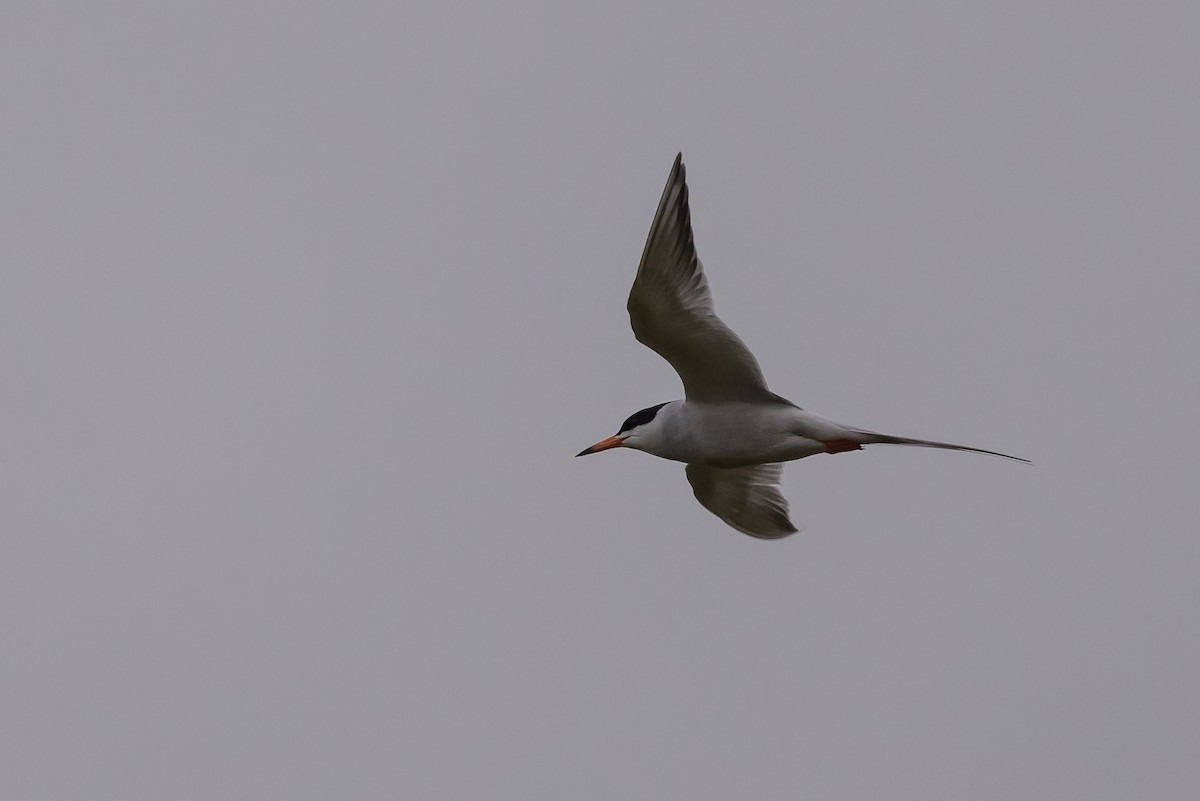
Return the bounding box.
[685,463,797,539]
[627,154,773,402]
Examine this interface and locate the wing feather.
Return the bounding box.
[627,154,773,402]
[685,463,797,539]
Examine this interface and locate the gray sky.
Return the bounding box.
[3,2,1198,799]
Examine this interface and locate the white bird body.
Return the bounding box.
[626,400,852,468]
[578,153,1027,539]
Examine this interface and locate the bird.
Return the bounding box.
[576,153,1028,539]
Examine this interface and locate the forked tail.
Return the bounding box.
[854,430,1031,464]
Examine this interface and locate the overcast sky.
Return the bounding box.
[3,2,1198,799]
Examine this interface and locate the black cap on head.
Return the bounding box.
[619,402,670,434]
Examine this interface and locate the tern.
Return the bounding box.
[577,153,1028,539]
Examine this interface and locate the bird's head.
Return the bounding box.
[576,401,671,456]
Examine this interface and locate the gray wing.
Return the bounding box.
[627,154,773,402]
[685,463,797,539]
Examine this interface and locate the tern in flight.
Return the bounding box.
[577,153,1027,539]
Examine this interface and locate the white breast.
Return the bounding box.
[645,401,854,467]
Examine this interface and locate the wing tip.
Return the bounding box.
[669,152,685,186]
[739,520,798,540]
